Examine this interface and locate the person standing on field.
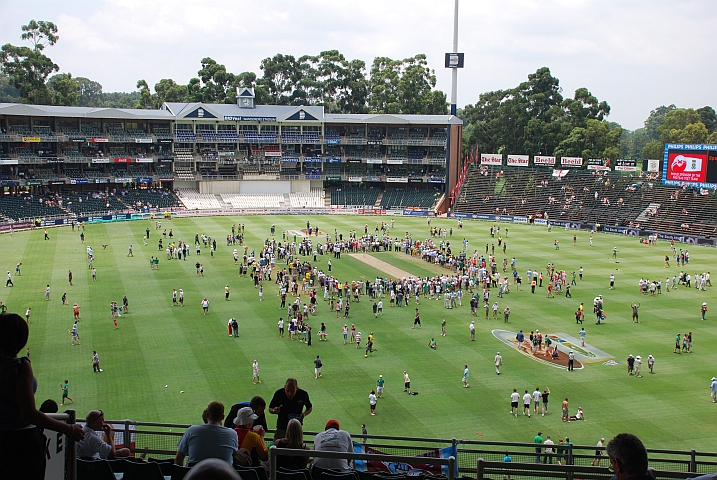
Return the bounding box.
[403,371,411,393]
[92,351,101,373]
[541,387,550,416]
[494,351,502,375]
[376,375,385,398]
[252,360,261,384]
[369,390,377,415]
[462,365,469,388]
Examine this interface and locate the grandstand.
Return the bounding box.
[176,189,223,209]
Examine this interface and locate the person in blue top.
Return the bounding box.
[502,452,512,480]
[0,313,85,479]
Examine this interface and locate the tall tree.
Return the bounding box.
[46,72,79,106]
[76,77,103,107]
[0,20,60,104]
[0,73,21,103]
[258,54,304,106]
[368,55,446,115]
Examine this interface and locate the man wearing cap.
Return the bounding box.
[701,302,707,320]
[175,402,238,467]
[312,420,353,471]
[269,378,312,441]
[232,407,268,463]
[634,356,642,378]
[376,375,385,398]
[494,352,502,375]
[711,377,717,403]
[591,437,605,466]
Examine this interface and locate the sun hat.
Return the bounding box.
[233,407,258,426]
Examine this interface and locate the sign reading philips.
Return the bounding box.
[223,116,277,122]
[560,156,583,167]
[480,154,502,165]
[506,155,529,167]
[534,156,556,166]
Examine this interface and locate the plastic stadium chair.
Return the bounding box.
[276,467,313,480]
[76,458,117,480]
[171,464,192,480]
[236,465,269,480]
[123,460,166,480]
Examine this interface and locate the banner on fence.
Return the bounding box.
[480,153,502,166]
[507,155,529,167]
[534,156,556,166]
[353,442,457,477]
[561,156,583,167]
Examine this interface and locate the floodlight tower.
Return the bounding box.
[446,0,463,116]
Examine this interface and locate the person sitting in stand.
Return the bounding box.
[232,407,268,465]
[273,418,311,470]
[76,410,131,459]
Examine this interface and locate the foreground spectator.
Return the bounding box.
[269,378,312,440]
[184,458,241,480]
[175,401,239,467]
[0,313,85,480]
[77,410,131,459]
[274,418,311,470]
[311,419,353,471]
[605,433,654,480]
[232,407,268,464]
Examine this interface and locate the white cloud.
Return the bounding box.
[0,0,714,129]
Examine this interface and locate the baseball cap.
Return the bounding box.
[233,407,258,426]
[325,420,340,430]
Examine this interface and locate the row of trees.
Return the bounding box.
[1,21,447,115]
[2,20,715,160]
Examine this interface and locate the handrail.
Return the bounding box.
[269,446,456,480]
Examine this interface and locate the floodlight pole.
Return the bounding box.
[450,0,459,116]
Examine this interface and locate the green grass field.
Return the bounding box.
[2,216,716,452]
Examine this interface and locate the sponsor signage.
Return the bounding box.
[223,116,276,122]
[325,139,340,145]
[507,155,529,167]
[159,177,175,182]
[325,175,341,181]
[22,136,41,143]
[408,177,423,183]
[587,158,610,171]
[665,151,707,183]
[50,180,65,185]
[366,159,383,164]
[303,157,322,163]
[325,157,342,163]
[136,158,154,163]
[367,140,382,146]
[114,158,132,163]
[94,178,109,184]
[615,159,637,172]
[387,177,408,183]
[560,156,583,167]
[534,156,556,166]
[0,221,32,232]
[115,177,132,183]
[91,137,109,143]
[0,159,19,165]
[365,175,382,182]
[481,153,502,165]
[70,179,89,185]
[348,176,363,182]
[427,177,444,183]
[646,159,660,173]
[45,158,63,163]
[386,159,404,165]
[71,139,85,142]
[136,177,153,183]
[134,138,152,144]
[92,158,110,164]
[26,180,43,186]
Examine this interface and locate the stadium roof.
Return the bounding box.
[0,103,174,120]
[0,102,462,125]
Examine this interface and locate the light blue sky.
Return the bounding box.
[1,0,714,130]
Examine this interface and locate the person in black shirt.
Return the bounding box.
[269,378,312,441]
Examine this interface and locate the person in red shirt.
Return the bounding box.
[232,407,268,463]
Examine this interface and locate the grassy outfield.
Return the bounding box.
[2,215,716,452]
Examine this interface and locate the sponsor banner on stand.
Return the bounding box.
[506,155,529,167]
[21,136,41,143]
[646,159,660,173]
[403,209,431,216]
[115,177,132,183]
[303,157,322,163]
[136,157,154,163]
[0,221,33,232]
[325,157,342,163]
[159,177,175,182]
[114,158,132,163]
[92,158,110,164]
[136,177,154,183]
[386,159,404,165]
[587,158,611,171]
[70,179,89,185]
[366,159,383,164]
[427,177,445,183]
[408,177,423,183]
[387,177,408,183]
[94,178,109,184]
[614,158,637,171]
[480,153,502,165]
[91,138,109,143]
[534,155,556,166]
[26,180,43,186]
[0,158,19,165]
[601,225,641,236]
[348,176,363,182]
[560,156,583,167]
[134,138,152,143]
[325,175,341,181]
[365,175,382,182]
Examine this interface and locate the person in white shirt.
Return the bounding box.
[533,388,542,414]
[543,435,555,464]
[510,389,520,417]
[522,391,532,417]
[312,419,353,471]
[494,352,502,374]
[77,410,130,460]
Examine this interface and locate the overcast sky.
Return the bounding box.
[1,0,715,130]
